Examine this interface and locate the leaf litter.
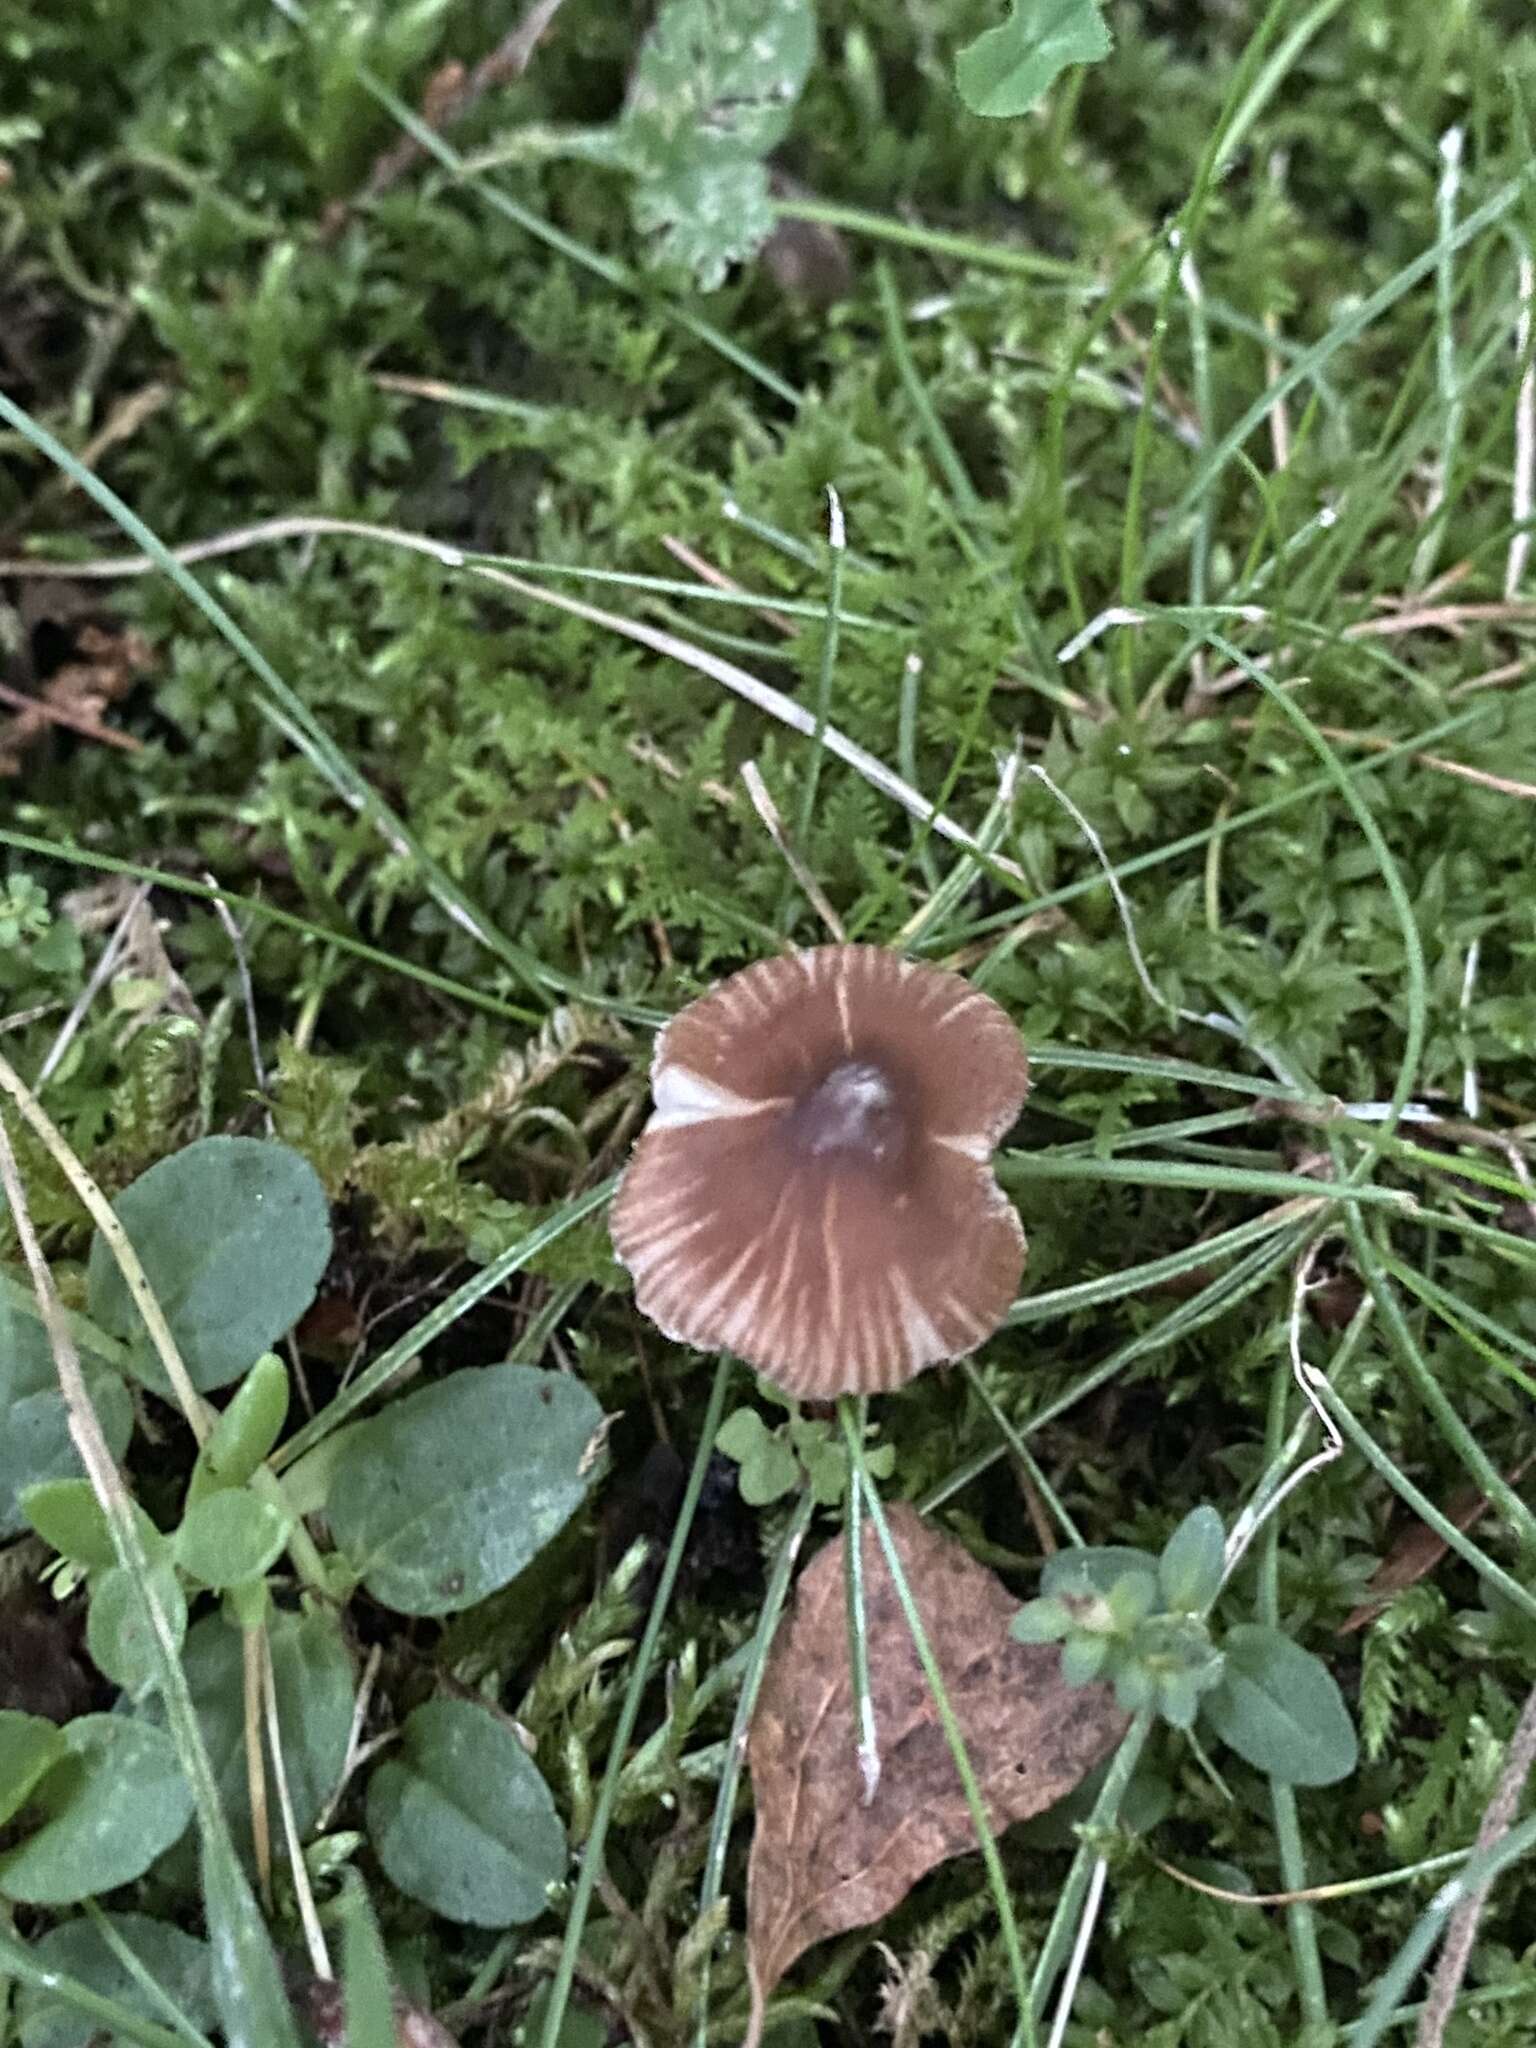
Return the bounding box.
[744,1502,1126,2040]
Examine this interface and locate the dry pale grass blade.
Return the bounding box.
[0,516,1022,880]
[743,1503,1125,2040]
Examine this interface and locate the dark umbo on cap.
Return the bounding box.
[611,945,1030,1398]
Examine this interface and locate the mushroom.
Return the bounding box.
[610,944,1030,1398]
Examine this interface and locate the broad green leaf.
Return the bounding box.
[0,1299,132,1540]
[620,0,816,289]
[17,1914,215,2048]
[631,158,777,294]
[1158,1505,1225,1615]
[86,1561,188,1698]
[0,1716,192,1904]
[0,1712,65,1830]
[21,1479,161,1573]
[146,1609,353,1870]
[1201,1623,1359,1786]
[954,0,1112,119]
[327,1364,602,1616]
[174,1490,292,1588]
[87,1137,332,1393]
[190,1351,290,1504]
[366,1698,566,1926]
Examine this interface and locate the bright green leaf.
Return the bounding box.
[174,1490,292,1588]
[21,1480,160,1573]
[327,1364,602,1616]
[87,1137,332,1394]
[954,0,1112,119]
[1201,1623,1359,1786]
[190,1351,290,1504]
[0,1717,192,1904]
[366,1698,566,1927]
[0,1712,66,1831]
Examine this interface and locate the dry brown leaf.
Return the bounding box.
[1340,1449,1536,1634]
[0,619,151,773]
[744,1503,1126,2041]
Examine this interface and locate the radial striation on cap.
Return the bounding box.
[610,944,1030,1398]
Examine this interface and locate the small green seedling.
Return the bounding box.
[718,1394,894,1506]
[1014,1506,1359,1786]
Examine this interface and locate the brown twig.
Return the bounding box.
[659,535,800,638]
[1413,1680,1536,2048]
[328,0,567,228]
[1228,716,1536,802]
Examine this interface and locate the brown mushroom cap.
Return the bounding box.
[610,945,1030,1397]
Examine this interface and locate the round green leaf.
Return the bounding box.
[174,1490,292,1588]
[367,1698,566,1927]
[1201,1623,1359,1787]
[18,1913,215,2048]
[0,1712,66,1830]
[327,1364,602,1616]
[86,1562,188,1698]
[86,1138,332,1393]
[0,1717,193,1904]
[145,1609,353,1873]
[2,1299,132,1540]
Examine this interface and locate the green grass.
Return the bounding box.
[4,0,1536,2044]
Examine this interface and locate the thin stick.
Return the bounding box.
[1413,1681,1536,2048]
[0,675,143,751]
[1459,937,1482,1120]
[660,535,799,638]
[1221,1235,1343,1578]
[262,1632,333,1980]
[1045,1857,1106,2048]
[244,1625,274,1906]
[840,1398,880,1803]
[740,762,846,942]
[1412,127,1465,589]
[205,871,269,1106]
[1509,250,1535,599]
[35,881,150,1087]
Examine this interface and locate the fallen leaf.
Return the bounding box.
[0,618,151,774]
[745,1503,1125,2039]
